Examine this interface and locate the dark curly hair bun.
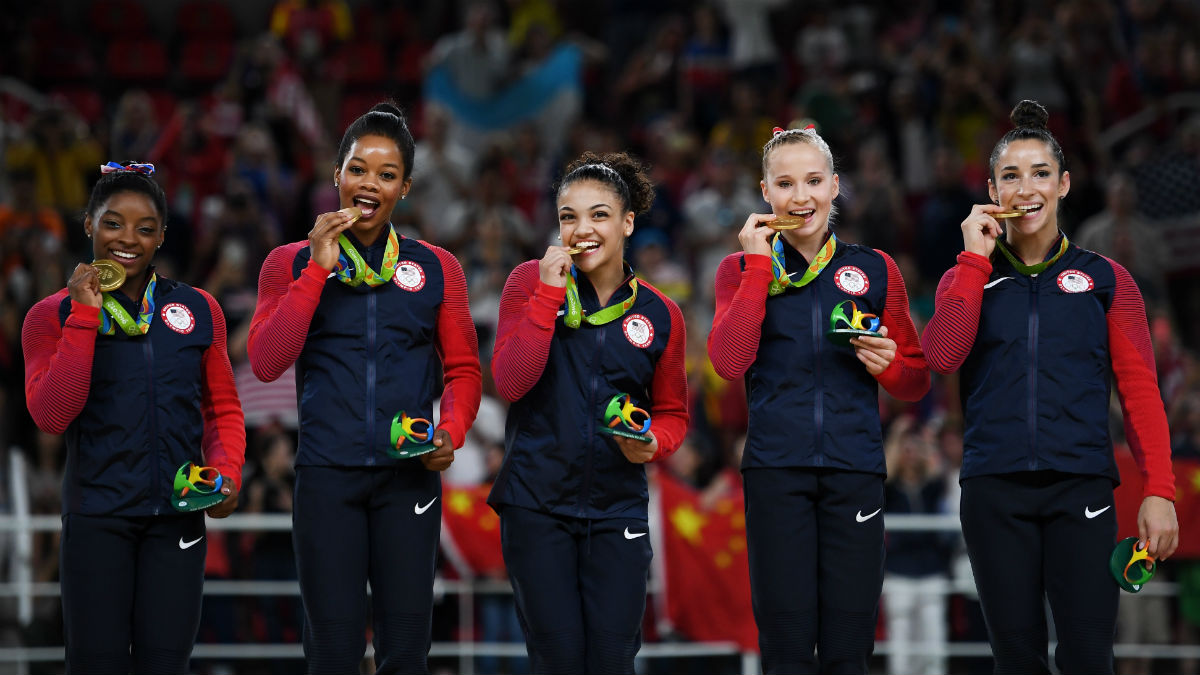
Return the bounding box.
[1010,100,1049,130]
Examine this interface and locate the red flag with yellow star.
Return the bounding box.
[655,467,758,650]
[441,484,506,575]
[1113,446,1200,558]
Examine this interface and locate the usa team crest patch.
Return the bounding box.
[834,266,869,296]
[161,303,196,334]
[393,261,426,292]
[1057,269,1094,293]
[623,314,654,348]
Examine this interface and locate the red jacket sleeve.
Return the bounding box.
[873,251,930,401]
[197,289,247,490]
[643,284,689,461]
[1104,259,1175,500]
[22,291,100,434]
[491,260,568,403]
[707,253,772,380]
[247,242,327,382]
[430,245,482,449]
[920,251,993,374]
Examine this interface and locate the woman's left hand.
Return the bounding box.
[206,480,240,518]
[850,325,896,376]
[615,430,658,464]
[1138,495,1179,561]
[420,429,456,472]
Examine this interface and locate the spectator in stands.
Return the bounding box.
[5,106,103,216]
[1075,171,1170,304]
[882,415,952,675]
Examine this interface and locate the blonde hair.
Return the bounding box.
[761,126,835,176]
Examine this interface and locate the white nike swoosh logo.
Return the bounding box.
[856,508,882,523]
[624,527,647,539]
[179,536,203,549]
[1084,505,1111,519]
[984,276,1013,289]
[414,497,438,515]
[327,272,336,278]
[556,309,566,317]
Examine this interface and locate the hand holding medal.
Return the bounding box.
[309,206,363,272]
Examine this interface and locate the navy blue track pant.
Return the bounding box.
[60,512,206,674]
[500,505,652,674]
[293,465,441,675]
[743,468,886,675]
[961,472,1118,675]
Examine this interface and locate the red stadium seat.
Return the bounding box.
[328,42,387,88]
[175,0,237,40]
[105,40,169,83]
[49,87,105,127]
[34,39,98,84]
[88,0,149,39]
[179,39,235,85]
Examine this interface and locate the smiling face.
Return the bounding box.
[761,142,840,242]
[558,178,634,276]
[334,134,411,237]
[85,190,164,290]
[988,138,1070,237]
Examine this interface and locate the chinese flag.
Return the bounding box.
[441,484,506,575]
[655,467,758,650]
[1113,446,1200,559]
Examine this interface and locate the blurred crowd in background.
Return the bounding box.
[2,0,1200,673]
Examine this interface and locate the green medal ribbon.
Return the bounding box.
[333,225,401,287]
[564,266,638,328]
[768,232,837,296]
[995,234,1069,276]
[98,273,157,336]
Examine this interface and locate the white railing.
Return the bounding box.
[3,451,1194,673]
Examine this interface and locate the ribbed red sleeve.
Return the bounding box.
[197,289,247,490]
[1104,258,1175,500]
[642,283,689,461]
[920,251,993,374]
[247,242,327,382]
[873,251,930,401]
[707,253,772,380]
[430,244,482,448]
[22,291,99,434]
[491,260,567,403]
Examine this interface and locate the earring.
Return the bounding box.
[402,194,406,200]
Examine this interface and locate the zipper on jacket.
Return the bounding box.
[1027,275,1039,471]
[811,289,824,466]
[366,291,378,465]
[579,327,605,517]
[145,338,160,515]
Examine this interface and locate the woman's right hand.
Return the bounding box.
[960,205,1007,258]
[737,213,778,258]
[67,263,102,308]
[539,245,572,287]
[308,208,360,271]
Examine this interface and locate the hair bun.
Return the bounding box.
[1010,100,1049,130]
[369,101,404,118]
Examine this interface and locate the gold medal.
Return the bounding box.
[992,211,1023,219]
[341,206,362,225]
[767,216,804,230]
[92,259,126,292]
